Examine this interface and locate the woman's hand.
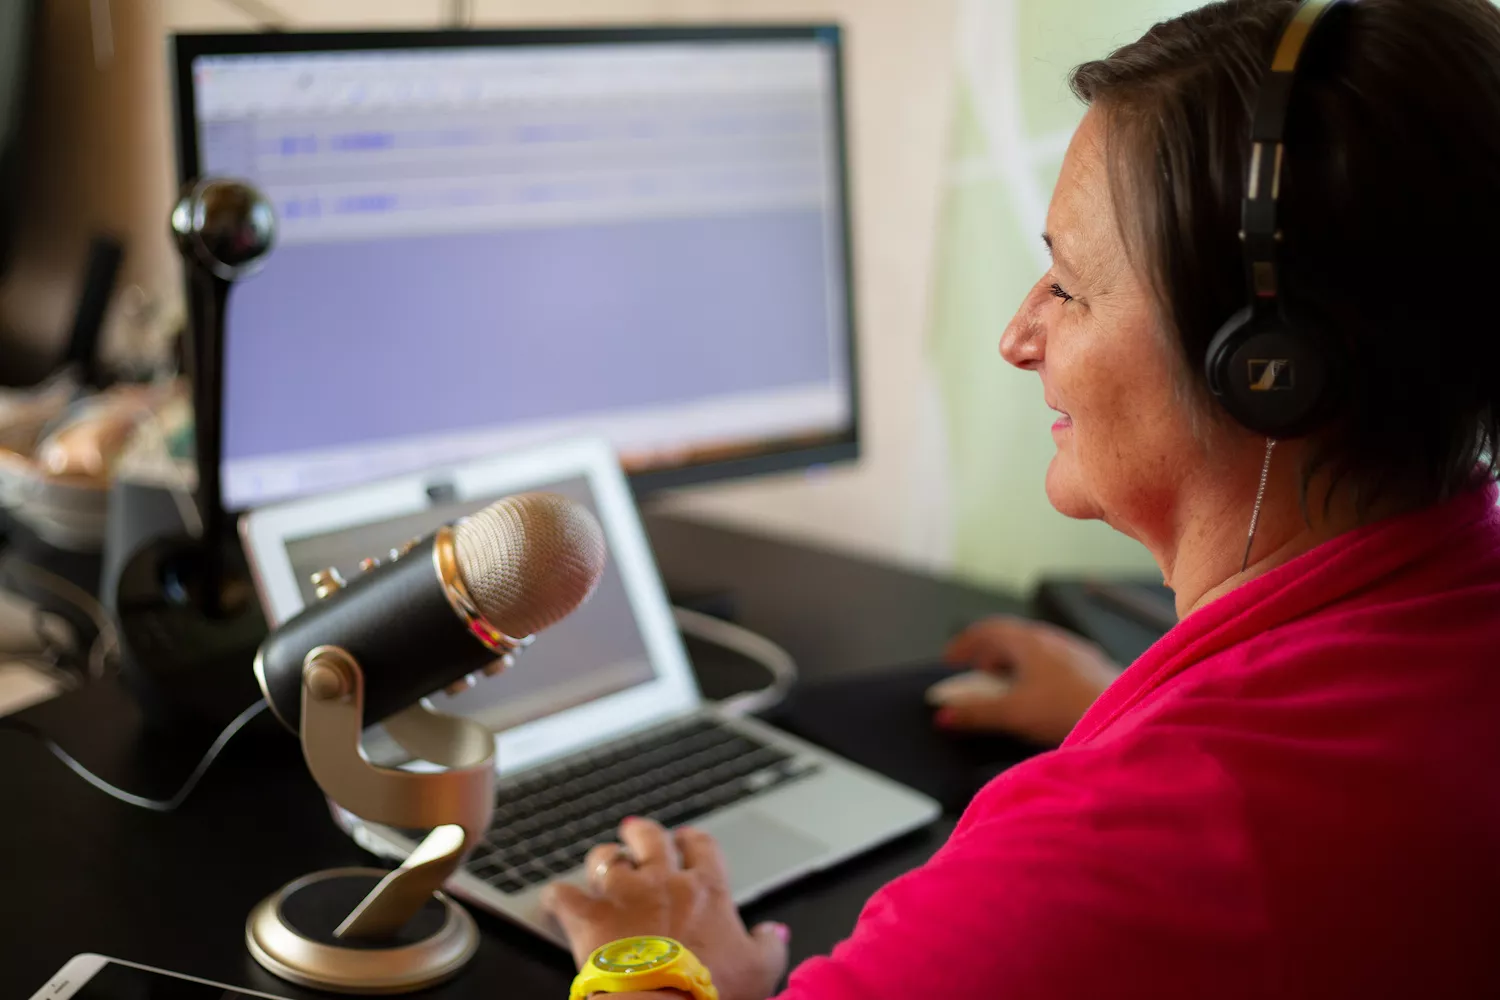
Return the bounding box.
[541,817,789,1000]
[936,616,1122,745]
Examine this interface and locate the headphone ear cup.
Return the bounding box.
[1205,307,1335,438]
[1205,303,1256,399]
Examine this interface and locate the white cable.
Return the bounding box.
[3,560,119,680]
[0,699,267,813]
[672,605,798,717]
[1242,437,1279,572]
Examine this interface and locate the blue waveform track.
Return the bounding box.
[330,131,396,152]
[333,193,398,214]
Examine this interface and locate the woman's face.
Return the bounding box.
[1000,107,1207,540]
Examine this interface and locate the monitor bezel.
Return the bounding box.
[169,24,860,511]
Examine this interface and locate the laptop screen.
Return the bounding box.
[281,474,656,734]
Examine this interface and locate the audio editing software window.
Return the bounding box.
[190,40,853,508]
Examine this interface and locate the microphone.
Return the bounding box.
[245,491,606,992]
[170,177,276,617]
[109,179,274,733]
[254,492,607,731]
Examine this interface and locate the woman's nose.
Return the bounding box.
[1000,279,1048,371]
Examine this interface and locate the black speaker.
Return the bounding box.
[62,234,124,388]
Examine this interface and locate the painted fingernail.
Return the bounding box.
[934,708,955,728]
[622,815,639,826]
[772,923,791,943]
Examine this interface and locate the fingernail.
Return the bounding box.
[772,923,791,943]
[622,815,639,826]
[935,708,955,728]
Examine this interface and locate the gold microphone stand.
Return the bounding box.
[246,644,497,994]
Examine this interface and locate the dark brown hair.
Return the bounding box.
[1070,0,1500,512]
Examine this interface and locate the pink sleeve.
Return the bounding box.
[772,739,1267,1000]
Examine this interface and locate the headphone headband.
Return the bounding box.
[1206,0,1353,438]
[1241,0,1350,307]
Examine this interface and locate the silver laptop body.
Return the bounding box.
[342,705,937,947]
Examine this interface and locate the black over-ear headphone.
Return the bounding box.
[1205,0,1350,438]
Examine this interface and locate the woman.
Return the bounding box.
[544,0,1500,995]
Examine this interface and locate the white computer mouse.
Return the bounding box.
[925,670,1012,706]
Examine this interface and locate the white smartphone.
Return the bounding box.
[29,954,293,1000]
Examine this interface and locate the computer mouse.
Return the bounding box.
[925,670,1012,706]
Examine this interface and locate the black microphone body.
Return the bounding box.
[255,534,494,730]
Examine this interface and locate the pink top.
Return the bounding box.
[779,484,1500,998]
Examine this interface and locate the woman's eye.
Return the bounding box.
[1049,282,1074,303]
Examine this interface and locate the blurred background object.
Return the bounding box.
[0,0,179,387]
[0,379,185,551]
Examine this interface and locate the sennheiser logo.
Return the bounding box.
[1248,359,1294,392]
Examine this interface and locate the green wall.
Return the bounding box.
[928,0,1203,590]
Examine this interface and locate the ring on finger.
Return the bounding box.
[592,845,636,886]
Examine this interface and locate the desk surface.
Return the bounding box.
[0,511,1022,999]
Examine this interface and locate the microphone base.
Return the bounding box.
[115,532,266,728]
[246,867,479,995]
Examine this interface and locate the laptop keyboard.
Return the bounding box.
[464,715,821,894]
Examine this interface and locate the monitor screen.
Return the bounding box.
[173,28,857,510]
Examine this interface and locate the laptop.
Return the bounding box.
[239,436,939,947]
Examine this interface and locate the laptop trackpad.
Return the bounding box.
[702,811,827,895]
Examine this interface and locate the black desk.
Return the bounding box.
[1,511,1022,999]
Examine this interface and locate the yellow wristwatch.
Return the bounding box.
[569,936,718,1000]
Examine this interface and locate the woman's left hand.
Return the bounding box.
[540,817,790,1000]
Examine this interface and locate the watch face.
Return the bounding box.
[592,936,682,974]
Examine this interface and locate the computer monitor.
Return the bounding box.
[170,26,858,511]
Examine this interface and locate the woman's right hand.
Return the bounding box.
[936,617,1122,745]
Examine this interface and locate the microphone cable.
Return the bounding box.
[0,698,267,813]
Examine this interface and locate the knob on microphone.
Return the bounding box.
[255,493,607,730]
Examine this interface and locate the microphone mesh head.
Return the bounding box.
[452,493,607,638]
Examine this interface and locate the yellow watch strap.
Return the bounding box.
[569,937,717,1000]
